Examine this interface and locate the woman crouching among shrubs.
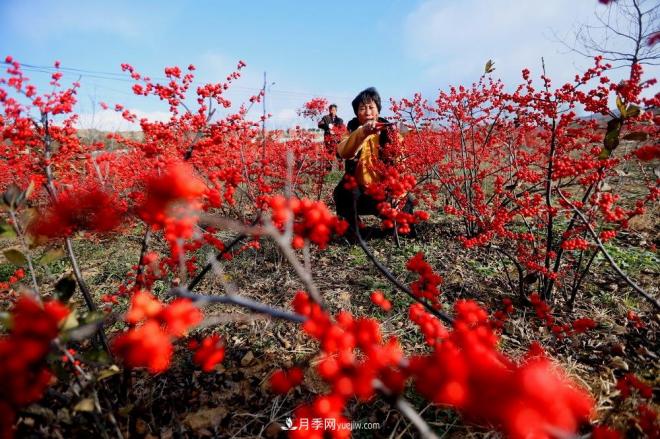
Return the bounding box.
[333,87,415,242]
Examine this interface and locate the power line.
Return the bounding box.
[4,60,352,101]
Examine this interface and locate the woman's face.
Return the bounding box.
[357,100,379,125]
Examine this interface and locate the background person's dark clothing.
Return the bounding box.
[318,115,345,170]
[318,114,344,136]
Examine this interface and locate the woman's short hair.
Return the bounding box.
[351,87,381,115]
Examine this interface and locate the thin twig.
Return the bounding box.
[38,111,109,352]
[558,190,659,310]
[170,287,306,323]
[8,208,41,299]
[353,223,453,325]
[199,214,324,306]
[134,228,152,290]
[187,216,261,291]
[64,237,111,353]
[374,380,440,439]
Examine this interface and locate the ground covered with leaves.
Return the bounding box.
[2,208,657,438]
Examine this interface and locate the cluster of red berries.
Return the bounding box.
[529,293,597,338]
[289,291,595,439]
[369,290,392,312]
[634,144,660,161]
[136,162,206,231]
[561,237,590,251]
[408,299,594,439]
[0,268,25,294]
[289,291,404,434]
[0,296,70,438]
[406,252,443,308]
[29,186,126,239]
[269,367,304,394]
[491,297,515,330]
[112,291,203,373]
[614,374,658,437]
[188,334,225,372]
[264,195,348,249]
[626,310,646,329]
[616,373,653,399]
[599,230,617,242]
[409,303,449,348]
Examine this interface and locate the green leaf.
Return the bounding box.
[81,310,105,325]
[626,105,641,118]
[0,218,16,239]
[38,248,65,265]
[62,321,101,342]
[61,311,79,331]
[3,248,28,266]
[0,311,10,330]
[600,117,622,159]
[615,96,626,117]
[82,348,110,364]
[54,274,77,302]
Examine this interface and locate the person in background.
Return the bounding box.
[318,104,344,156]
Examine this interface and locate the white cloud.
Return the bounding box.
[75,108,172,132]
[269,108,303,129]
[402,0,656,91]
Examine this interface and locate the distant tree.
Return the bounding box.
[566,0,659,70]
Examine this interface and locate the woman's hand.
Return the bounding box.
[362,120,379,135]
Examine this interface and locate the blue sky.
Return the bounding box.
[1,0,657,130]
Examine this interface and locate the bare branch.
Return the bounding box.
[373,380,440,439]
[199,214,324,306]
[557,190,659,310]
[559,0,659,69]
[170,287,306,323]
